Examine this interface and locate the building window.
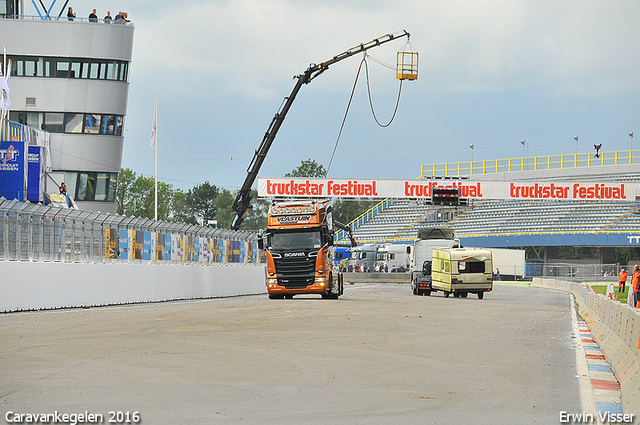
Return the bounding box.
[64,171,118,202]
[84,114,101,134]
[11,111,124,135]
[43,112,64,133]
[64,113,83,133]
[8,55,130,82]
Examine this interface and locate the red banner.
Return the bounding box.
[257,178,638,201]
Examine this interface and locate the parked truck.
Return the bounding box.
[409,227,459,295]
[431,248,493,299]
[258,200,345,299]
[377,243,411,272]
[348,243,379,272]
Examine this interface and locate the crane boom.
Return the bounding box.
[231,30,410,230]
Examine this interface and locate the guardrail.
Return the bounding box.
[531,278,640,415]
[420,149,640,178]
[0,198,263,265]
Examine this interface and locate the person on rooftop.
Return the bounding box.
[67,7,76,21]
[89,9,98,22]
[103,11,112,23]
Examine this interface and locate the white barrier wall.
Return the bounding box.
[531,278,640,415]
[0,261,267,312]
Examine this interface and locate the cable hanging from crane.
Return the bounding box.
[325,56,366,176]
[364,54,404,128]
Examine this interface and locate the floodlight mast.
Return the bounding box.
[231,30,410,230]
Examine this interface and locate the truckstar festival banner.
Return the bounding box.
[257,178,640,201]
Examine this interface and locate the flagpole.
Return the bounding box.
[154,96,158,221]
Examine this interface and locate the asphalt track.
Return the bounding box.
[0,283,582,424]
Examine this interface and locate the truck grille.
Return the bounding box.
[274,255,316,289]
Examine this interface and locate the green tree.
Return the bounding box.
[185,181,219,226]
[241,189,269,230]
[285,159,327,178]
[212,188,236,229]
[332,198,379,225]
[116,168,176,220]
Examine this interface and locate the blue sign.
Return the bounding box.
[0,141,26,201]
[164,234,171,261]
[143,232,152,261]
[27,146,43,202]
[119,229,129,259]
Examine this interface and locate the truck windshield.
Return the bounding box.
[269,230,322,250]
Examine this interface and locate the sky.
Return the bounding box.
[27,0,640,192]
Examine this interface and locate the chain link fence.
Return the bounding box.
[526,261,627,282]
[0,198,263,265]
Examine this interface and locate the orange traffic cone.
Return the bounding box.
[636,301,640,309]
[616,294,619,301]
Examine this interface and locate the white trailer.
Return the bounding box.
[377,243,412,272]
[490,248,525,280]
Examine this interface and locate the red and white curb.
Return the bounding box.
[571,299,626,423]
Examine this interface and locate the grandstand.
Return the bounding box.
[338,149,640,253]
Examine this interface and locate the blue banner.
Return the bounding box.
[119,229,129,260]
[143,232,152,261]
[0,141,26,201]
[27,146,43,202]
[164,234,171,260]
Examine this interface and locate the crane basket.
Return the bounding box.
[396,41,418,80]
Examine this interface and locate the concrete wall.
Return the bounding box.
[531,278,640,415]
[0,261,267,312]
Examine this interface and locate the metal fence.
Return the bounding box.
[526,262,627,282]
[0,198,263,265]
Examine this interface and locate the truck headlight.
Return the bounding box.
[315,277,326,286]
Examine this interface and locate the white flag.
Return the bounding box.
[0,68,6,112]
[1,60,10,111]
[150,97,157,149]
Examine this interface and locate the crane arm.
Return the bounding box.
[230,30,411,230]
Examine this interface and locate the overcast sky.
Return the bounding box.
[28,0,640,191]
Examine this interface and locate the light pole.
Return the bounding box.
[469,144,475,173]
[521,140,526,171]
[630,132,634,151]
[574,135,579,167]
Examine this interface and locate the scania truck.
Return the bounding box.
[258,200,345,299]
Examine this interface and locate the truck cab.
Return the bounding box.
[259,200,343,299]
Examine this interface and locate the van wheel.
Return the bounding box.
[477,292,484,299]
[424,290,431,296]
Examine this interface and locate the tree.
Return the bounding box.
[185,181,219,226]
[241,189,269,230]
[332,198,379,225]
[212,188,236,229]
[116,168,176,221]
[285,159,327,178]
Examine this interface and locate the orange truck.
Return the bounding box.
[258,200,345,299]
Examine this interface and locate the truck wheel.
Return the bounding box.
[269,294,283,299]
[453,292,460,298]
[444,291,450,298]
[461,292,468,298]
[477,292,484,300]
[412,285,419,295]
[284,294,294,299]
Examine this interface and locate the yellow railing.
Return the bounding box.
[420,149,640,178]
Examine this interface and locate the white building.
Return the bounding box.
[1,1,134,213]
